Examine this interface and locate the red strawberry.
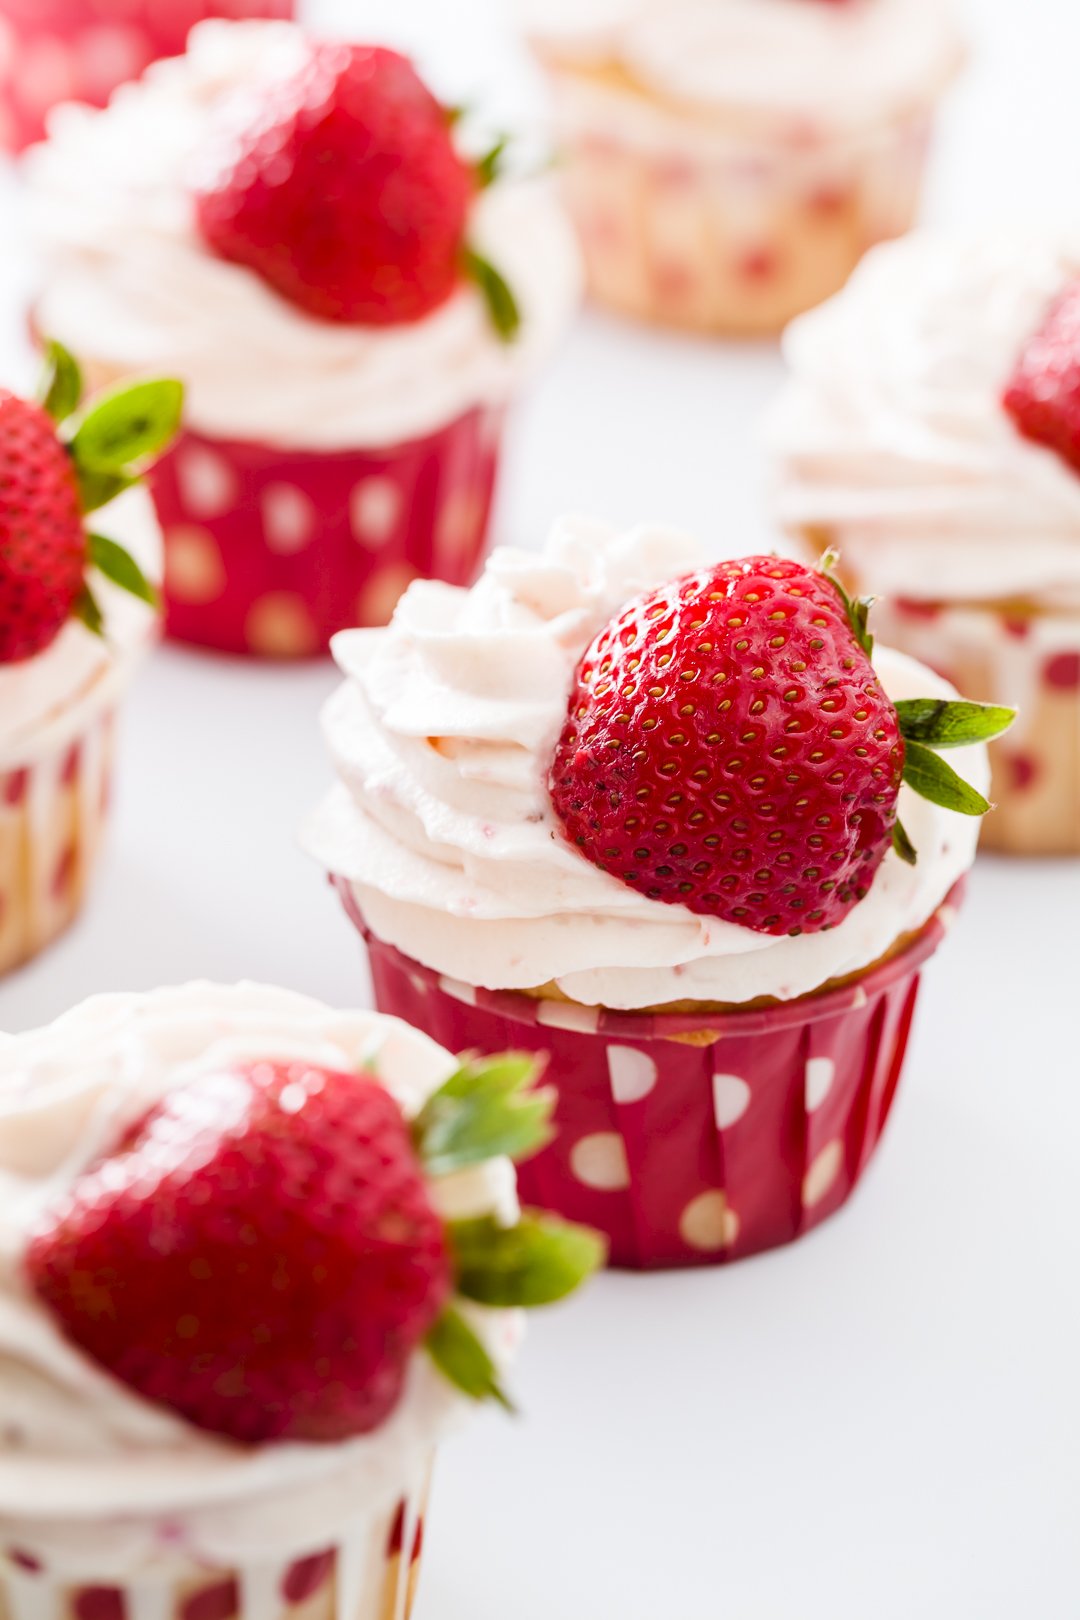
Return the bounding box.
[194,44,476,326]
[26,1060,452,1445]
[549,556,905,937]
[0,392,87,664]
[1003,278,1080,474]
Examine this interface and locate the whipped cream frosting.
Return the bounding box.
[27,22,581,451]
[525,0,963,130]
[0,487,161,771]
[304,517,987,1010]
[0,984,520,1570]
[770,233,1080,607]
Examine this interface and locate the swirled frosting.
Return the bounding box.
[304,517,987,1010]
[26,22,581,451]
[0,487,161,771]
[770,233,1080,606]
[0,983,519,1568]
[524,0,962,130]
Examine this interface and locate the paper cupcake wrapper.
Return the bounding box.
[540,63,942,334]
[0,1475,428,1620]
[0,1,293,152]
[866,596,1080,855]
[148,410,504,658]
[335,878,963,1271]
[0,700,117,979]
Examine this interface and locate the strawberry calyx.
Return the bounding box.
[411,1053,604,1407]
[37,340,184,638]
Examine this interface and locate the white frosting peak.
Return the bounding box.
[27,22,581,450]
[304,517,987,1010]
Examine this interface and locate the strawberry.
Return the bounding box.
[0,342,183,665]
[27,1051,603,1445]
[1003,278,1080,474]
[549,555,1012,938]
[194,43,496,329]
[27,1060,453,1444]
[0,393,88,663]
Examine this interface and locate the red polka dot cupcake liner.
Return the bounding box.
[0,0,293,153]
[0,1472,429,1620]
[0,696,119,979]
[335,878,963,1272]
[537,64,943,336]
[869,597,1080,855]
[148,408,504,658]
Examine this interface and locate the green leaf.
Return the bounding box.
[463,248,521,342]
[413,1054,555,1177]
[88,533,158,608]
[71,378,184,473]
[476,135,509,189]
[73,583,104,638]
[451,1212,606,1308]
[815,548,875,659]
[76,465,137,514]
[891,818,917,867]
[902,739,990,816]
[426,1307,514,1410]
[895,698,1016,750]
[38,340,83,424]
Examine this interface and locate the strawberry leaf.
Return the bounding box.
[891,818,917,866]
[39,340,83,425]
[426,1307,514,1410]
[902,739,990,816]
[76,465,137,515]
[450,1212,606,1307]
[895,698,1016,750]
[71,379,184,473]
[413,1054,555,1176]
[463,248,521,342]
[88,533,158,608]
[815,548,875,659]
[476,135,509,189]
[73,584,105,638]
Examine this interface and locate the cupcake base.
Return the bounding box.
[148,409,503,658]
[335,878,962,1271]
[539,60,940,335]
[0,702,116,979]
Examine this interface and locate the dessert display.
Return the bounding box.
[27,21,581,658]
[305,518,1011,1269]
[0,344,181,976]
[520,0,963,334]
[771,232,1080,853]
[0,0,293,153]
[0,984,601,1620]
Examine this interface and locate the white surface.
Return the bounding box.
[2,0,1079,1616]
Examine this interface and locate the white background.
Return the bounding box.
[2,0,1080,1615]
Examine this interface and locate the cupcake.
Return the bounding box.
[0,0,293,153]
[304,518,1009,1270]
[0,346,181,976]
[0,984,601,1620]
[521,0,963,335]
[26,21,581,659]
[770,232,1080,854]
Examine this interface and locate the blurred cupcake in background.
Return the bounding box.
[521,0,963,335]
[0,345,180,976]
[771,233,1080,854]
[0,0,293,153]
[0,983,601,1620]
[27,22,581,658]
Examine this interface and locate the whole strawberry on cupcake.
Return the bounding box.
[0,984,601,1620]
[0,343,182,976]
[27,21,581,658]
[306,518,1013,1269]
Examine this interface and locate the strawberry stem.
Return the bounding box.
[463,247,521,342]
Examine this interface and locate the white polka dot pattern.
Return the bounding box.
[679,1190,739,1252]
[262,482,316,555]
[804,1056,836,1113]
[711,1072,751,1129]
[351,478,402,549]
[606,1046,658,1104]
[803,1140,844,1208]
[176,443,238,520]
[570,1132,630,1192]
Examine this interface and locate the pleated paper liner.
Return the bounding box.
[148,409,504,658]
[335,877,963,1271]
[0,1,293,153]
